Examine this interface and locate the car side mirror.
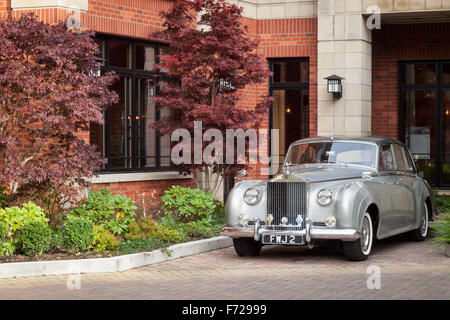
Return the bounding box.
[236,170,247,178]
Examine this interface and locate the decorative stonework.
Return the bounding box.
[229,0,317,19]
[11,0,88,11]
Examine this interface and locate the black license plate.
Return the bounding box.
[262,234,304,245]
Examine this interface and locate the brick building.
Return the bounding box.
[0,0,449,198]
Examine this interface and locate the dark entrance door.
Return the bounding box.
[399,61,450,187]
[269,58,310,168]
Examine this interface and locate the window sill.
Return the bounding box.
[89,171,192,184]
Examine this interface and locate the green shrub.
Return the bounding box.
[124,217,185,244]
[0,201,48,255]
[119,238,167,255]
[178,220,214,239]
[70,188,137,235]
[91,225,120,252]
[0,188,9,209]
[161,186,216,223]
[62,216,94,253]
[0,222,6,243]
[19,221,51,255]
[49,227,63,250]
[431,211,450,247]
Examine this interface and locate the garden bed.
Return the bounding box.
[1,186,226,263]
[0,234,218,264]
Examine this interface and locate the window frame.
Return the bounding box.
[378,143,396,172]
[93,33,176,173]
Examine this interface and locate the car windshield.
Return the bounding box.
[285,141,377,169]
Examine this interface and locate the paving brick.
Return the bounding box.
[0,236,448,299]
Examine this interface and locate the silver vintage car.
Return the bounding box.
[221,136,436,261]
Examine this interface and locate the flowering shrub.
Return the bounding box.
[70,188,137,235]
[129,190,161,220]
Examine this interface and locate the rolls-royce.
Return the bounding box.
[221,136,435,261]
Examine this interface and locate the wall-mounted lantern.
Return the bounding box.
[91,56,107,77]
[324,75,344,100]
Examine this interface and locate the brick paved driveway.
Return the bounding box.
[0,236,449,299]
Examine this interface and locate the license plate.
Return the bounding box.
[262,234,304,245]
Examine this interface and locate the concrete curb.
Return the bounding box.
[0,236,233,279]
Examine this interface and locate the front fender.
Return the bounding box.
[333,180,378,233]
[225,180,267,227]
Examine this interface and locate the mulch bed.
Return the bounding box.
[0,250,120,263]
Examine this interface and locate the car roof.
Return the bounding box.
[290,136,404,147]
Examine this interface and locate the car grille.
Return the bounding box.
[267,182,307,230]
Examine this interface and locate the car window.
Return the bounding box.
[402,146,416,172]
[393,144,409,171]
[379,144,395,170]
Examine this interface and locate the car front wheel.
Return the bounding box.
[343,212,373,261]
[232,238,262,257]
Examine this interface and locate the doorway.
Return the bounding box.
[399,60,450,187]
[269,58,310,168]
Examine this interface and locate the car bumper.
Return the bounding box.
[220,218,361,244]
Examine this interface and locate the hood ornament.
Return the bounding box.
[267,214,274,226]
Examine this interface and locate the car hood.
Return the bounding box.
[270,165,374,183]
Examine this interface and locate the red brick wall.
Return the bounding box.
[372,22,450,138]
[1,2,318,191]
[242,17,318,180]
[8,0,170,38]
[92,178,196,201]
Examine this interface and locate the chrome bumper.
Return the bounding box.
[220,218,361,244]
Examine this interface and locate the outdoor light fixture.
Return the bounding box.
[324,75,344,99]
[91,55,106,77]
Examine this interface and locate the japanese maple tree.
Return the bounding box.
[152,0,272,192]
[0,14,118,206]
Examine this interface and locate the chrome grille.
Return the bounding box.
[267,182,307,230]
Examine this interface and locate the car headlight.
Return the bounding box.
[317,188,333,206]
[243,188,260,205]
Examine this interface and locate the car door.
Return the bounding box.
[392,143,416,228]
[376,144,399,236]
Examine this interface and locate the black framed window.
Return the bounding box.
[399,60,450,187]
[90,35,173,172]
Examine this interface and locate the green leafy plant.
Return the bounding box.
[49,226,63,250]
[431,210,450,247]
[62,216,94,253]
[18,221,51,255]
[119,238,167,255]
[124,217,185,244]
[0,201,48,255]
[70,188,137,235]
[91,225,120,252]
[177,220,215,239]
[0,187,9,208]
[161,186,217,223]
[0,222,7,255]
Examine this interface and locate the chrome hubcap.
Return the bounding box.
[361,217,370,252]
[420,204,428,237]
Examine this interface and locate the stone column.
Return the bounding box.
[317,0,372,137]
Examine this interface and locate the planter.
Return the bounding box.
[446,244,450,258]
